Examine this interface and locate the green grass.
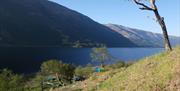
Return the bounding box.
[98,46,180,91]
[54,46,180,91]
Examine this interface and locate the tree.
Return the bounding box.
[40,60,75,86]
[90,46,113,67]
[41,60,63,76]
[62,63,76,82]
[133,0,172,51]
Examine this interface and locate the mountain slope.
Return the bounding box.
[106,24,180,47]
[0,0,136,47]
[99,46,180,91]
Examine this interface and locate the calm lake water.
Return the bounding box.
[0,47,163,73]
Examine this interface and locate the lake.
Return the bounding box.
[0,47,163,73]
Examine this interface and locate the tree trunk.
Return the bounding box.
[153,9,172,51]
[101,61,105,68]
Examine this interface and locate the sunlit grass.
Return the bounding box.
[99,46,180,91]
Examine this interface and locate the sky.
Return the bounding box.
[50,0,180,36]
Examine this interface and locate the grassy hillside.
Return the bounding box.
[99,46,180,91]
[54,46,180,91]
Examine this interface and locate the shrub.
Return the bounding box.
[0,69,25,91]
[24,73,43,91]
[110,61,126,69]
[74,65,94,78]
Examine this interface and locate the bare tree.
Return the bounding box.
[133,0,172,51]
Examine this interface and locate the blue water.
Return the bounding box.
[108,48,163,61]
[0,47,163,73]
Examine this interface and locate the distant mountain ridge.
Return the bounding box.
[105,24,180,47]
[0,0,136,47]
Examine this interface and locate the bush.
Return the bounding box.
[0,69,25,91]
[104,61,128,71]
[111,61,126,69]
[74,65,94,78]
[24,73,43,91]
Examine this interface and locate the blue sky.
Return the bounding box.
[50,0,180,36]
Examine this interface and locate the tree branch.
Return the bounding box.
[139,7,153,10]
[150,0,157,10]
[133,0,154,11]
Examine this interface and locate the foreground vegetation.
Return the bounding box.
[99,46,180,91]
[56,46,180,91]
[0,46,180,91]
